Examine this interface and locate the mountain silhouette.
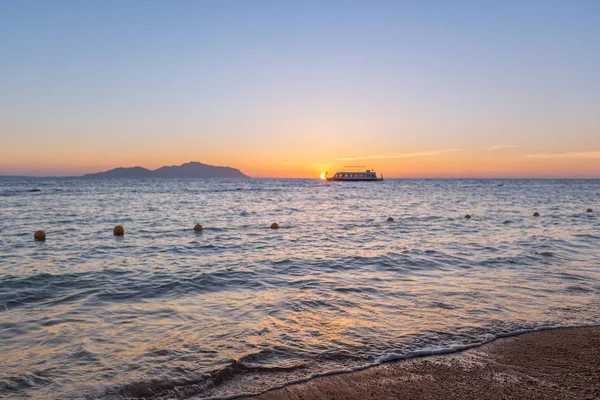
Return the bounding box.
[83,162,249,179]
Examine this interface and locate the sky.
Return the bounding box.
[1,0,599,178]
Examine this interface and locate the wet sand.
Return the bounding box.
[241,327,600,400]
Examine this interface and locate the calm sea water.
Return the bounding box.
[1,178,599,399]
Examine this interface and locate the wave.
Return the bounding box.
[2,178,599,400]
[0,268,267,312]
[219,323,600,400]
[108,360,307,400]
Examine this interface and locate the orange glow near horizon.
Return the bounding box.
[2,146,600,178]
[2,98,599,179]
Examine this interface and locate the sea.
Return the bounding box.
[1,178,599,399]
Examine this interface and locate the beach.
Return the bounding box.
[242,326,600,400]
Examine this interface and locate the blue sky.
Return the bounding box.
[1,0,599,177]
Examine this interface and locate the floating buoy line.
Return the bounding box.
[30,209,595,241]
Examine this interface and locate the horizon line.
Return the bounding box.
[2,175,600,180]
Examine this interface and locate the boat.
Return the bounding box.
[325,167,383,182]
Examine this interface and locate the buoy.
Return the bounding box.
[113,225,124,236]
[34,230,46,241]
[465,214,471,219]
[587,209,593,213]
[533,212,540,217]
[387,217,394,222]
[194,224,203,232]
[270,223,279,229]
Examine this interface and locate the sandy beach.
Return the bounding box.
[241,326,600,400]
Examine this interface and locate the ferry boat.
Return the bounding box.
[325,168,383,182]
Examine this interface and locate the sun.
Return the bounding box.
[320,173,326,180]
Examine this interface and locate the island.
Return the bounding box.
[83,162,249,179]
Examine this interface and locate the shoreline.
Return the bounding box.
[237,326,600,400]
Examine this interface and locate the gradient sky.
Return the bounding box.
[1,0,599,178]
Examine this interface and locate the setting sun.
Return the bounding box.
[320,173,327,180]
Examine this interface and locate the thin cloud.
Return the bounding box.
[336,149,459,161]
[526,151,600,160]
[491,144,517,150]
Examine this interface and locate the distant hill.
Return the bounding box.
[83,162,249,179]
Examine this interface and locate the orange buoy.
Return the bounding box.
[533,212,540,217]
[194,224,203,232]
[465,214,472,219]
[387,217,394,222]
[270,223,279,229]
[113,225,124,236]
[34,230,46,241]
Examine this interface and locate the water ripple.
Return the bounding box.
[0,178,599,399]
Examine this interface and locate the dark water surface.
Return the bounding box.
[1,178,599,399]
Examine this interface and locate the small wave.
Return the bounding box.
[0,268,269,312]
[555,272,588,282]
[111,360,307,399]
[115,374,209,399]
[572,233,600,240]
[430,301,456,310]
[565,285,593,293]
[220,323,600,400]
[332,286,379,295]
[533,251,556,258]
[0,373,53,394]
